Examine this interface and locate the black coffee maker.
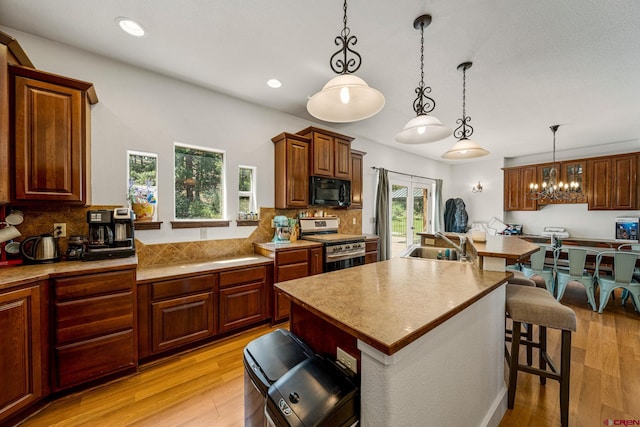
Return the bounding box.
[84,208,136,261]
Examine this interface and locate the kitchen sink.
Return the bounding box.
[400,245,470,262]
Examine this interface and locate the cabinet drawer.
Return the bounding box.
[55,329,135,391]
[277,263,309,282]
[151,274,215,300]
[55,270,134,300]
[365,240,379,252]
[219,266,265,288]
[219,282,265,333]
[56,292,134,344]
[277,249,309,265]
[151,292,215,353]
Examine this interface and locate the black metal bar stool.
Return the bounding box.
[505,284,577,427]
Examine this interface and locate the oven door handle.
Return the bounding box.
[326,250,366,260]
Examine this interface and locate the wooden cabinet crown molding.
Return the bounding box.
[0,31,34,68]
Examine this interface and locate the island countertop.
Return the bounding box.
[276,257,512,355]
[469,234,540,261]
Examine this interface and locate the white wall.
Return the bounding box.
[3,26,454,243]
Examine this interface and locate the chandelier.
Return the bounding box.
[528,125,582,201]
[441,62,489,159]
[395,14,451,144]
[306,0,385,123]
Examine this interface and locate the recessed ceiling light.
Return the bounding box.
[267,79,282,89]
[115,17,146,37]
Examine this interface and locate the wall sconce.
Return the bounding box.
[472,182,483,193]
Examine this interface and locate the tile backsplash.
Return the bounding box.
[4,205,363,268]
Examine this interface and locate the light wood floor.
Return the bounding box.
[20,282,639,427]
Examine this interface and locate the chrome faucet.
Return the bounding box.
[434,232,468,260]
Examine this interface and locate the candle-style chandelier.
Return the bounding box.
[528,125,583,201]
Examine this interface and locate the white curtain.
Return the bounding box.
[433,178,444,232]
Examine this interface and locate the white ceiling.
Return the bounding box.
[1,0,639,163]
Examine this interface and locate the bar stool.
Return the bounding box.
[505,285,577,427]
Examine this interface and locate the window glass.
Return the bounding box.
[127,151,158,221]
[174,144,225,220]
[238,166,256,215]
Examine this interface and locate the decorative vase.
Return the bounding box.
[132,202,154,221]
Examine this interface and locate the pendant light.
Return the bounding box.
[441,62,489,159]
[307,0,385,123]
[395,15,451,144]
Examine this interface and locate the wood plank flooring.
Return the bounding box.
[19,282,640,427]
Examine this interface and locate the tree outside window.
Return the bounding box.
[127,151,158,221]
[238,166,256,216]
[174,144,225,220]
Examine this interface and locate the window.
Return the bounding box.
[238,166,256,215]
[174,143,225,220]
[127,151,158,221]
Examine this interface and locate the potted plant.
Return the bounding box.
[128,179,156,221]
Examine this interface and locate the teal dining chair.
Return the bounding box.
[555,248,598,311]
[521,246,555,295]
[595,251,640,313]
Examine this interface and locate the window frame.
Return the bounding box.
[127,150,159,222]
[238,165,257,215]
[172,142,228,227]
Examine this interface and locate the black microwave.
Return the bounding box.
[310,176,351,207]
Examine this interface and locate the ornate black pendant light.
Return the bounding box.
[395,14,451,144]
[307,0,385,123]
[441,62,489,159]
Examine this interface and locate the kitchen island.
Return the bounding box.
[276,256,514,427]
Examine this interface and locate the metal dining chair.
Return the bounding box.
[554,248,598,311]
[595,251,640,313]
[521,246,555,295]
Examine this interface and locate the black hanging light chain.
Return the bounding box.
[453,62,474,140]
[412,16,435,116]
[330,0,362,75]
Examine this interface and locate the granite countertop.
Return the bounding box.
[469,234,539,261]
[0,256,138,291]
[136,254,273,283]
[253,240,323,252]
[276,257,512,356]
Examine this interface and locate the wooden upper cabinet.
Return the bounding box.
[272,132,310,209]
[587,154,638,210]
[520,165,537,211]
[504,166,536,211]
[350,149,365,209]
[297,127,354,180]
[10,65,97,205]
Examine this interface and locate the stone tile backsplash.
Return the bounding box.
[4,205,362,268]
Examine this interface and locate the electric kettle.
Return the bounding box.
[20,234,61,263]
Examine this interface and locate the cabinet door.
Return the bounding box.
[334,138,352,180]
[286,138,309,208]
[219,282,265,333]
[0,286,44,421]
[309,247,324,275]
[561,160,587,203]
[350,151,364,208]
[13,74,88,204]
[611,154,637,210]
[503,168,521,211]
[151,292,215,353]
[587,158,611,210]
[0,46,10,203]
[365,239,379,264]
[311,133,334,177]
[274,291,291,323]
[520,166,537,211]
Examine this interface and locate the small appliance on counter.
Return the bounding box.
[272,215,291,243]
[66,235,86,260]
[84,208,136,261]
[20,233,60,264]
[540,226,570,239]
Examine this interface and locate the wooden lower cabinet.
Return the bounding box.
[0,283,48,424]
[219,266,267,333]
[53,269,136,391]
[365,238,379,263]
[138,264,271,359]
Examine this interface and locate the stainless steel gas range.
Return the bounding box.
[299,217,366,272]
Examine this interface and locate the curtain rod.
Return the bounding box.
[371,166,437,182]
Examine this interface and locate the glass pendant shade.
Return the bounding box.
[441,138,489,159]
[307,74,385,123]
[395,114,452,144]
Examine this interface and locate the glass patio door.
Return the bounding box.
[390,178,431,258]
